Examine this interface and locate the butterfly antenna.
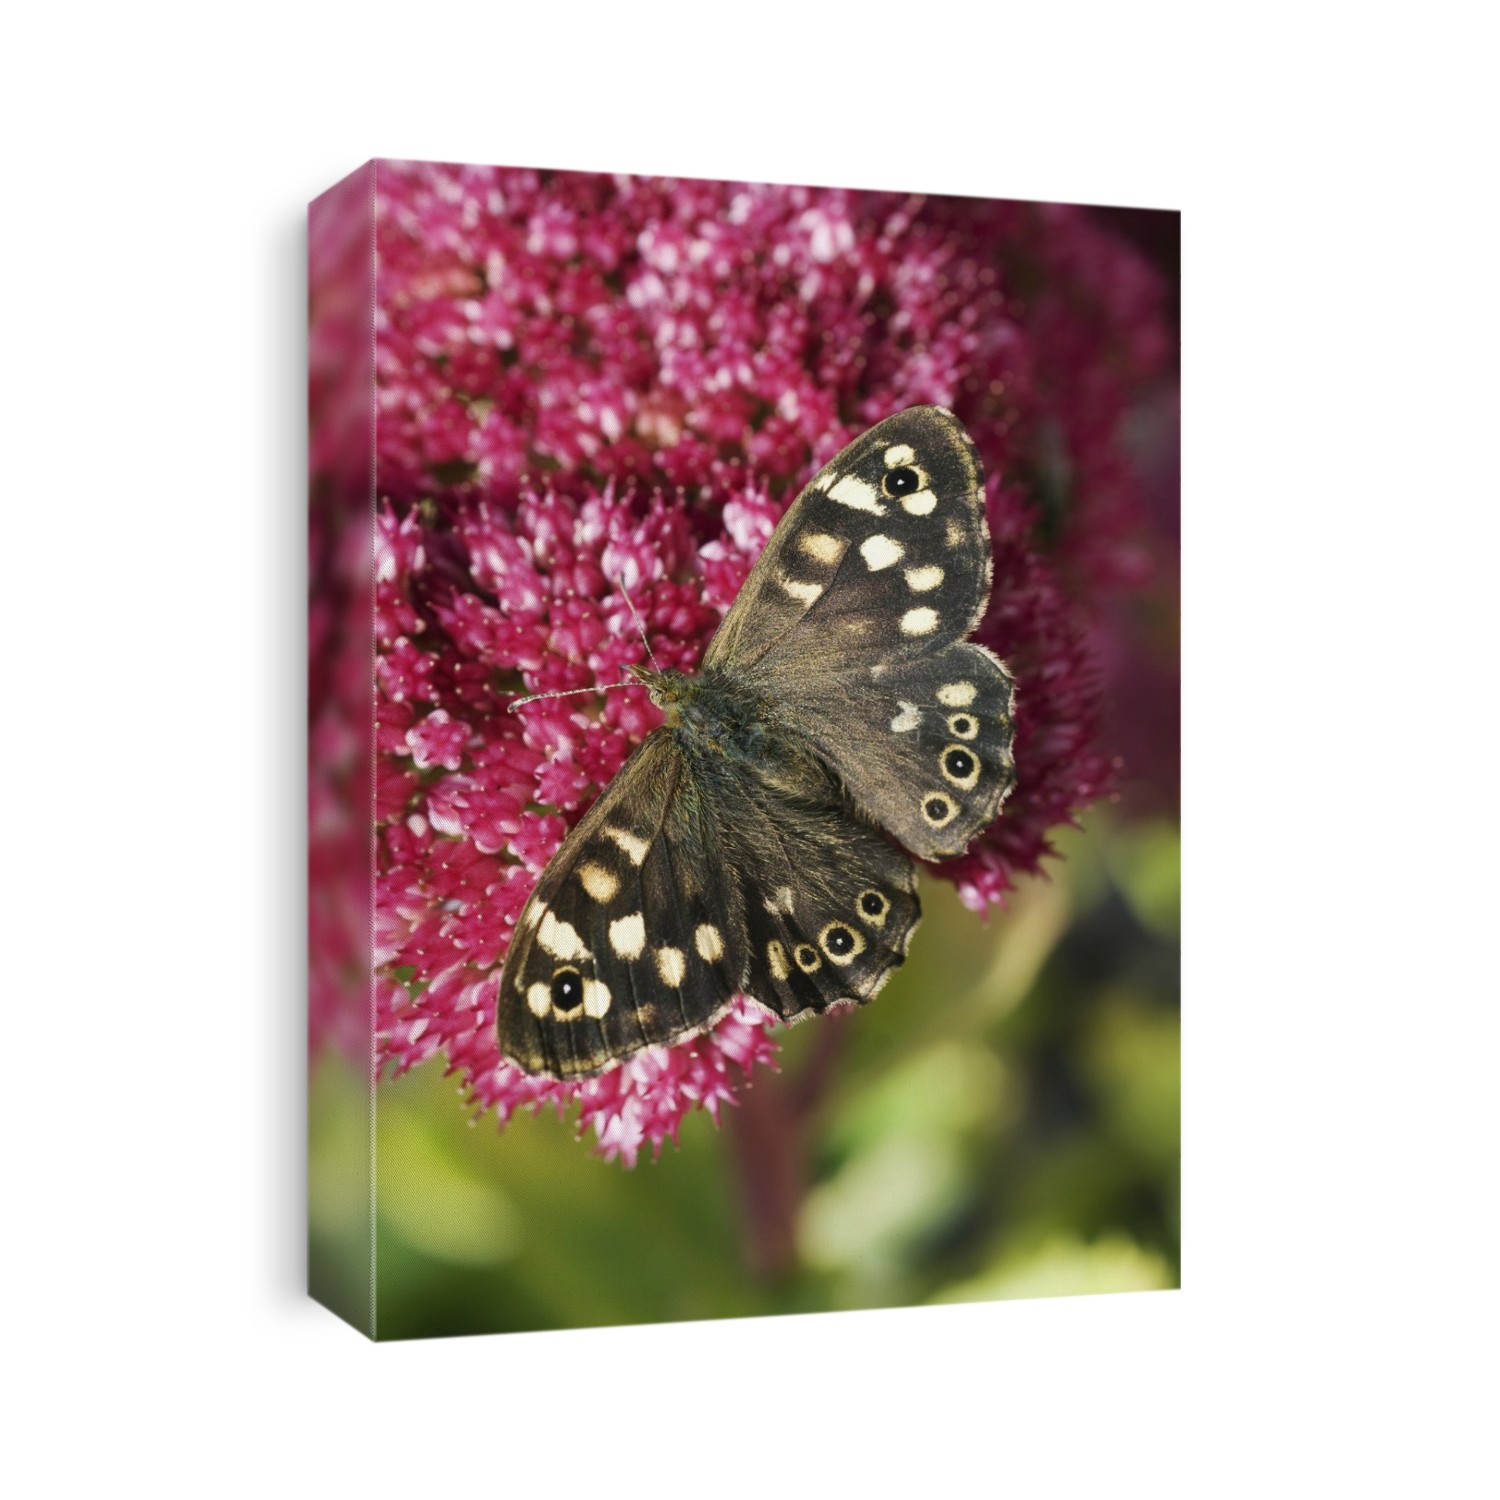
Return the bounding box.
[614,573,661,673]
[507,681,638,713]
[508,570,660,713]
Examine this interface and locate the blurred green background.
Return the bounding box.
[311,807,1178,1339]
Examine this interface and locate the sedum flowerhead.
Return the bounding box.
[363,162,1171,1163]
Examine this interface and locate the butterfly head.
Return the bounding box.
[628,663,688,720]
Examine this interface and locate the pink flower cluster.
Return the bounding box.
[361,162,1171,1164]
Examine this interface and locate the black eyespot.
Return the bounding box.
[882,466,921,497]
[925,796,948,820]
[945,748,975,778]
[795,944,820,971]
[550,968,584,1014]
[860,891,885,917]
[952,716,973,736]
[824,925,855,955]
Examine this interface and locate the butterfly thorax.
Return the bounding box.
[631,664,781,768]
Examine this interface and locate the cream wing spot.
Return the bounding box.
[576,862,618,903]
[900,607,939,636]
[604,826,649,865]
[655,947,686,987]
[828,474,887,514]
[608,912,646,960]
[764,886,794,915]
[798,531,842,564]
[883,443,916,467]
[526,982,552,1018]
[860,534,904,571]
[900,489,938,516]
[780,576,824,605]
[538,910,587,961]
[890,701,921,733]
[938,681,977,707]
[695,924,724,962]
[582,978,612,1019]
[904,565,944,592]
[767,940,790,981]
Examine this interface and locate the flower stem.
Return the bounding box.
[727,1013,854,1280]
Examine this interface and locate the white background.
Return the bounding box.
[3,3,1495,1495]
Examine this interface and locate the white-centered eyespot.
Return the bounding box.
[608,912,646,959]
[547,966,586,1016]
[922,792,958,829]
[941,743,981,790]
[818,921,867,966]
[947,712,979,740]
[937,681,977,707]
[900,607,939,636]
[881,462,929,501]
[860,534,904,571]
[857,889,891,928]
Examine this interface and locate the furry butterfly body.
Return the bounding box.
[499,406,1016,1078]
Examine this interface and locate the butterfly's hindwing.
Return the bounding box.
[705,753,922,1021]
[781,639,1017,859]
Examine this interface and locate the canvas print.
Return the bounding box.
[308,160,1180,1340]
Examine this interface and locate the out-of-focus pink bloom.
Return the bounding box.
[360,162,1173,1163]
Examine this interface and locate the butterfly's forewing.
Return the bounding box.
[499,730,747,1078]
[705,407,991,675]
[706,406,1017,859]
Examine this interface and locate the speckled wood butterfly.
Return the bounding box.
[499,406,1016,1078]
